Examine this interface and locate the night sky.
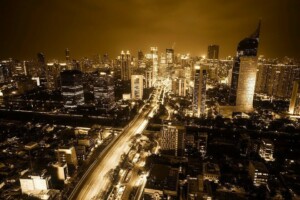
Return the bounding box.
[0,0,299,60]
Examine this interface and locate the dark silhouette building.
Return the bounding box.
[207,45,219,60]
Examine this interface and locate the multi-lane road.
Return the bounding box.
[68,89,161,200]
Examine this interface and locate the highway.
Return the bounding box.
[68,89,161,200]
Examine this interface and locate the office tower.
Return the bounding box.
[93,71,115,110]
[207,45,219,60]
[150,47,158,83]
[131,75,143,100]
[159,125,185,157]
[52,162,69,181]
[37,52,49,86]
[60,70,84,108]
[55,146,78,168]
[145,70,153,88]
[20,170,51,194]
[166,48,175,64]
[256,63,300,99]
[172,78,187,97]
[289,80,300,114]
[259,139,275,162]
[65,48,70,63]
[193,64,208,117]
[249,161,269,186]
[228,22,260,112]
[120,50,131,81]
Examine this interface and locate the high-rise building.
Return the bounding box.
[228,22,260,112]
[159,125,185,157]
[150,47,158,84]
[65,48,70,64]
[60,70,84,108]
[256,63,300,99]
[131,75,143,100]
[166,48,175,64]
[120,50,131,81]
[93,71,115,110]
[172,78,187,97]
[52,162,69,181]
[259,139,275,162]
[207,45,219,60]
[145,70,153,88]
[193,64,208,117]
[289,80,300,115]
[56,146,78,168]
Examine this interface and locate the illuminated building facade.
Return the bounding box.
[159,125,185,157]
[249,161,269,186]
[289,80,300,115]
[207,45,219,60]
[259,139,275,162]
[166,48,174,64]
[193,64,208,117]
[52,162,69,181]
[172,78,187,97]
[145,70,153,88]
[56,146,78,168]
[150,47,158,84]
[256,63,300,99]
[131,75,143,100]
[20,171,51,194]
[93,71,115,110]
[60,70,84,108]
[120,50,131,81]
[228,22,260,112]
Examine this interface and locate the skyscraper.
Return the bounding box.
[159,125,185,157]
[228,22,261,112]
[131,75,143,100]
[150,47,158,84]
[65,48,70,63]
[289,80,300,115]
[120,50,131,81]
[166,48,174,64]
[193,64,208,117]
[93,71,115,110]
[60,70,84,108]
[207,45,219,60]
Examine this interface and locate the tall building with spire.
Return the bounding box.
[228,21,261,112]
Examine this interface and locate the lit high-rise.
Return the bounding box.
[131,75,143,100]
[289,80,300,115]
[228,22,261,112]
[120,50,131,81]
[193,64,208,117]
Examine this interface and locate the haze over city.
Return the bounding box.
[0,0,300,59]
[0,1,300,200]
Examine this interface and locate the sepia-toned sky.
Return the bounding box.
[0,0,299,60]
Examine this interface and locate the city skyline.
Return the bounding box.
[1,0,300,60]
